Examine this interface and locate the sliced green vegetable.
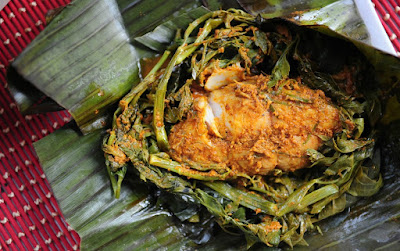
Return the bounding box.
[276,180,316,216]
[298,184,339,210]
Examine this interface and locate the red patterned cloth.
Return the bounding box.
[0,0,398,250]
[373,0,400,55]
[0,1,79,250]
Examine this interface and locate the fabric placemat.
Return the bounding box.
[0,1,79,250]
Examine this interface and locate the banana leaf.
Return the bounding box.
[34,125,400,250]
[238,0,339,19]
[7,0,238,128]
[29,0,400,249]
[34,126,252,250]
[238,0,370,44]
[239,0,400,130]
[117,0,203,39]
[10,0,145,133]
[34,127,196,250]
[9,0,208,134]
[238,0,400,81]
[6,66,64,114]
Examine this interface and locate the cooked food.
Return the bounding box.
[103,9,382,248]
[169,65,342,175]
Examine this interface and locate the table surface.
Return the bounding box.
[0,0,399,250]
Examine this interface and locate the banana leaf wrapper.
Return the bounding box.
[35,124,400,250]
[29,0,400,250]
[8,0,208,133]
[7,0,396,132]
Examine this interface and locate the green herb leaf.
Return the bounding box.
[347,167,383,197]
[267,40,293,88]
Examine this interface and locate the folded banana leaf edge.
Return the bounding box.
[11,0,399,250]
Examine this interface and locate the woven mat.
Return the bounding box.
[0,0,399,250]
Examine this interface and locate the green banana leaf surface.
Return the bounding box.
[26,0,400,249]
[9,0,210,133]
[35,126,254,250]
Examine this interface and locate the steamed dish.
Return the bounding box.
[103,9,381,248]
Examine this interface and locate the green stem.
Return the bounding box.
[112,107,121,130]
[149,154,230,180]
[176,18,223,64]
[310,193,340,214]
[298,184,339,210]
[276,180,317,217]
[115,173,124,199]
[106,164,118,198]
[203,181,278,216]
[107,130,116,145]
[149,50,171,76]
[183,12,214,41]
[153,50,180,150]
[112,51,170,130]
[122,50,170,107]
[153,16,223,150]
